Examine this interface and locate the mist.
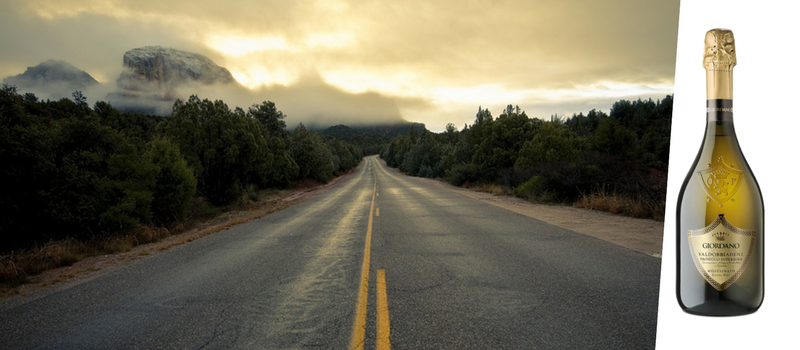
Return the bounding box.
[191,74,411,129]
[4,65,412,130]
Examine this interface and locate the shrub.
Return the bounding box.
[444,163,486,186]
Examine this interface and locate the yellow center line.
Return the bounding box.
[350,162,377,350]
[376,208,380,217]
[377,269,391,350]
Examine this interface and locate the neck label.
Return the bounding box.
[707,99,733,121]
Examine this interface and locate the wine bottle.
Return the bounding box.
[676,29,764,316]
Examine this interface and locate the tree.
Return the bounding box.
[160,96,268,205]
[249,101,287,137]
[593,117,637,160]
[145,137,197,225]
[51,117,157,234]
[72,91,88,110]
[246,101,298,187]
[1,85,57,248]
[516,122,583,168]
[290,123,334,182]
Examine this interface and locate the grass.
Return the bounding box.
[0,227,172,291]
[574,189,666,221]
[466,183,514,196]
[463,181,665,222]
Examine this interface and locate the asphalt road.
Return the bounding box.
[0,156,661,349]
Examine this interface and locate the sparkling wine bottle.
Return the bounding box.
[676,28,764,316]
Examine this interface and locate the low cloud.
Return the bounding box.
[191,73,413,129]
[5,65,413,130]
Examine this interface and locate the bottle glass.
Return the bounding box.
[676,29,764,316]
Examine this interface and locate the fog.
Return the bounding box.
[4,65,414,129]
[191,73,414,129]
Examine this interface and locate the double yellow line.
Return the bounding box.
[350,161,391,350]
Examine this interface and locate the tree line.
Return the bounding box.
[0,86,362,252]
[381,96,673,219]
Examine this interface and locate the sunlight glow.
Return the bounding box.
[228,66,295,89]
[431,82,673,107]
[304,32,356,49]
[206,31,355,58]
[207,35,289,57]
[321,69,418,95]
[431,85,527,106]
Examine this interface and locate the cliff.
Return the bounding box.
[107,46,237,113]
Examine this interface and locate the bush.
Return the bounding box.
[444,163,486,186]
[514,176,546,198]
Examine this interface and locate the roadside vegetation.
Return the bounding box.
[1,82,671,293]
[380,96,672,221]
[0,85,362,289]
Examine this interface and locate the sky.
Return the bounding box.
[0,0,679,131]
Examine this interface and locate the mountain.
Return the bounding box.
[2,60,98,91]
[108,46,237,113]
[318,122,426,155]
[2,47,236,115]
[318,122,426,139]
[116,46,235,94]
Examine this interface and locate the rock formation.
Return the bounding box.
[2,60,98,91]
[115,46,234,100]
[107,46,237,113]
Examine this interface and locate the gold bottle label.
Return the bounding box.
[687,214,756,291]
[696,156,742,206]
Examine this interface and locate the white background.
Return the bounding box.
[657,1,798,348]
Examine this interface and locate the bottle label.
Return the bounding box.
[687,214,756,291]
[706,99,733,121]
[696,156,742,206]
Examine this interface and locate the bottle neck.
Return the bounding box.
[707,99,733,122]
[706,64,734,100]
[705,101,737,139]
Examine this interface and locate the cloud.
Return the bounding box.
[2,0,680,132]
[5,0,679,88]
[0,2,202,83]
[191,72,412,129]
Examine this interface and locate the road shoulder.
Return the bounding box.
[410,175,664,258]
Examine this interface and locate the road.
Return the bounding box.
[0,156,661,349]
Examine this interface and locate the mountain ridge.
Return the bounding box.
[2,59,99,91]
[2,48,411,128]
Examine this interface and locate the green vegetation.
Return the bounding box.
[381,96,673,220]
[318,123,426,156]
[0,85,362,263]
[0,81,669,287]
